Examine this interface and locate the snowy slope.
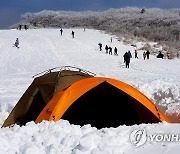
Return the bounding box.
[0,28,180,153]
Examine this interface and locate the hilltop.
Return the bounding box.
[0,28,180,153]
[13,7,180,58]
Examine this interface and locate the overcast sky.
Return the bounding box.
[0,0,180,29]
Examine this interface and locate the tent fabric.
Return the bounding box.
[2,67,170,128]
[35,77,170,128]
[2,68,93,127]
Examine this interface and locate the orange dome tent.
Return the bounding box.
[2,66,170,128]
[35,77,170,128]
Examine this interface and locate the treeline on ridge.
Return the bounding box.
[13,7,180,58]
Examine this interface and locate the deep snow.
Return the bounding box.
[0,28,180,154]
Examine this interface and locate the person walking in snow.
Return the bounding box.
[127,50,132,58]
[114,47,118,56]
[167,52,170,59]
[98,43,102,51]
[135,50,138,58]
[14,38,19,48]
[71,31,75,38]
[143,51,146,60]
[146,50,150,59]
[123,52,130,68]
[110,37,112,42]
[19,25,22,30]
[24,25,28,30]
[109,46,112,55]
[127,50,132,63]
[105,45,108,54]
[60,29,63,36]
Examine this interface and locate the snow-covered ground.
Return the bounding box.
[0,28,180,153]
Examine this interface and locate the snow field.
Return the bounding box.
[0,28,180,153]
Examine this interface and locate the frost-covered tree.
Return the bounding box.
[13,7,180,58]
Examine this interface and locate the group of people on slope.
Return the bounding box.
[18,24,28,31]
[98,43,118,56]
[143,50,150,60]
[13,28,167,63]
[13,28,76,49]
[123,50,151,68]
[123,49,168,68]
[60,28,75,38]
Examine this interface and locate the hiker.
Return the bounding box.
[60,29,63,35]
[135,50,138,58]
[127,50,132,59]
[98,43,102,51]
[143,51,146,60]
[146,50,150,59]
[105,45,108,54]
[123,52,130,68]
[157,51,164,59]
[167,52,170,59]
[72,31,75,38]
[109,47,112,55]
[177,52,179,58]
[114,47,118,56]
[110,37,112,42]
[19,25,22,30]
[24,25,28,30]
[14,38,19,48]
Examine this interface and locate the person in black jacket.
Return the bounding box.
[98,43,102,51]
[60,29,63,35]
[135,50,138,58]
[72,31,75,38]
[109,46,112,55]
[157,51,164,59]
[146,50,150,59]
[114,47,118,56]
[14,38,19,48]
[24,25,28,30]
[123,52,130,68]
[105,45,108,54]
